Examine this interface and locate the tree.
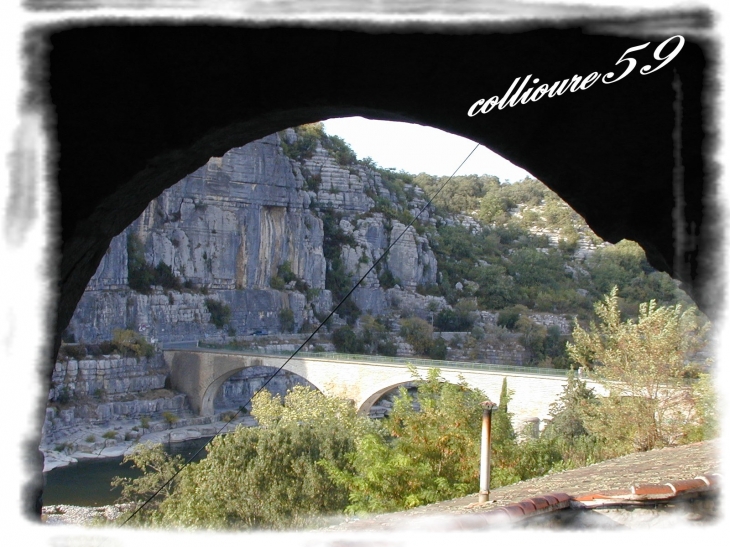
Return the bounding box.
[124,387,374,530]
[566,287,711,452]
[324,368,488,513]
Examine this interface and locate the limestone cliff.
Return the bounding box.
[67,131,438,343]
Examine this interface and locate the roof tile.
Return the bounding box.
[631,484,675,497]
[667,478,709,494]
[498,505,526,519]
[548,492,571,504]
[529,496,551,511]
[697,474,720,488]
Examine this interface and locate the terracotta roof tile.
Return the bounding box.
[497,505,525,519]
[697,473,720,487]
[547,492,571,504]
[529,496,551,511]
[516,500,537,514]
[631,484,675,498]
[667,478,709,494]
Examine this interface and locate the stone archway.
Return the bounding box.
[47,23,713,356]
[28,18,714,517]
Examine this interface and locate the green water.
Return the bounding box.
[43,436,212,507]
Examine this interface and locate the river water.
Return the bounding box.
[43,437,213,507]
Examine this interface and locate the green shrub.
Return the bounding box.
[85,435,96,443]
[279,308,295,333]
[103,431,118,440]
[163,412,179,427]
[332,325,364,354]
[277,261,297,283]
[497,308,520,330]
[112,329,155,358]
[270,276,285,290]
[378,269,399,290]
[205,299,232,329]
[55,385,73,405]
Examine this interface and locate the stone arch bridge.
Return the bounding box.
[163,347,603,427]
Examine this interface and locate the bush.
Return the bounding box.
[279,308,295,333]
[99,340,116,355]
[497,308,520,330]
[205,299,232,329]
[126,387,371,529]
[163,412,179,428]
[112,329,155,358]
[426,337,448,360]
[58,344,87,361]
[270,276,285,290]
[378,269,399,290]
[332,325,364,354]
[54,385,73,405]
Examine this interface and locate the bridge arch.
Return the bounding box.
[205,364,321,416]
[358,380,417,416]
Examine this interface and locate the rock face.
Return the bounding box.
[214,366,317,411]
[43,354,185,441]
[67,132,438,344]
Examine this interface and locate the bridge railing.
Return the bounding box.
[183,343,571,378]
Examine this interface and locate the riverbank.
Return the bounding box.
[41,412,257,472]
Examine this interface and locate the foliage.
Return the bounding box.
[205,299,232,329]
[112,329,155,358]
[684,373,719,441]
[497,307,521,330]
[279,308,295,333]
[111,442,186,522]
[377,268,400,290]
[163,412,179,427]
[321,209,356,301]
[399,317,434,356]
[57,343,87,361]
[150,387,372,530]
[434,301,475,332]
[127,234,183,294]
[324,368,487,513]
[332,325,365,354]
[278,123,324,162]
[567,287,711,451]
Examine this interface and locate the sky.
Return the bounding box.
[322,117,532,182]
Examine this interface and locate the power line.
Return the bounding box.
[120,142,480,526]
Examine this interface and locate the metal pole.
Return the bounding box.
[479,401,497,503]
